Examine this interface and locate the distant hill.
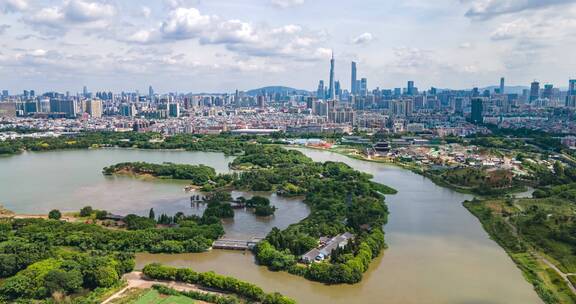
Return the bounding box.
[245,86,311,96]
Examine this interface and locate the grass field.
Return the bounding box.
[130,289,195,304]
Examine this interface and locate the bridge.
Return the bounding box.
[212,237,264,251]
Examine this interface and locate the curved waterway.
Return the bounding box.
[0,148,541,303]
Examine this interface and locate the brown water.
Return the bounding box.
[0,148,542,303]
[0,149,309,238]
[137,149,542,304]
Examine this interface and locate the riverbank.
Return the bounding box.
[293,144,527,197]
[464,199,576,304]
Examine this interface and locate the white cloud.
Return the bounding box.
[3,0,28,13]
[160,7,213,40]
[270,0,305,9]
[464,0,576,20]
[141,6,151,18]
[491,19,530,40]
[352,32,373,45]
[22,0,116,34]
[64,0,115,23]
[127,6,326,61]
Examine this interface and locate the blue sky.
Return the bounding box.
[1,0,576,93]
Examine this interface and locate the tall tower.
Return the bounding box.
[351,61,357,95]
[529,81,540,103]
[500,77,505,94]
[328,51,335,100]
[407,81,415,96]
[471,98,484,124]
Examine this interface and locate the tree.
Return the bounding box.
[93,266,119,288]
[43,269,83,294]
[48,210,61,220]
[124,214,157,230]
[79,206,93,217]
[95,210,108,220]
[149,208,156,220]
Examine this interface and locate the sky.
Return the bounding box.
[1,0,576,94]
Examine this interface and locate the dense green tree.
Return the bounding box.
[48,210,61,220]
[79,206,93,217]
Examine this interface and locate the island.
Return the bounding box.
[103,144,397,284]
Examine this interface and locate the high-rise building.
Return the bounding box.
[471,98,484,124]
[328,52,335,100]
[148,86,154,101]
[0,102,16,117]
[567,79,576,108]
[542,84,554,100]
[569,79,576,96]
[529,81,540,103]
[351,61,357,95]
[317,80,325,99]
[169,103,180,117]
[500,77,505,94]
[334,81,341,99]
[82,86,88,98]
[257,95,266,108]
[86,99,103,118]
[360,78,367,97]
[38,98,50,113]
[407,81,415,96]
[120,104,136,117]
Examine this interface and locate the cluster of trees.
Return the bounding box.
[0,238,134,303]
[103,162,219,186]
[0,247,133,302]
[0,131,279,156]
[203,191,235,219]
[244,196,277,216]
[230,145,313,169]
[432,167,516,195]
[11,217,223,253]
[255,229,386,284]
[142,263,295,304]
[229,146,394,284]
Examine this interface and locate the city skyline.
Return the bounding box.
[1,0,576,93]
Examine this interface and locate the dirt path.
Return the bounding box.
[102,272,219,304]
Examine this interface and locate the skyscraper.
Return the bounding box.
[334,81,341,99]
[351,61,357,95]
[82,86,88,98]
[317,80,325,99]
[542,84,553,100]
[360,78,367,97]
[500,77,505,94]
[529,81,540,103]
[407,81,415,96]
[86,99,102,118]
[567,79,576,108]
[148,86,154,101]
[328,52,335,100]
[471,98,484,124]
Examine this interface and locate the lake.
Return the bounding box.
[0,148,542,303]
